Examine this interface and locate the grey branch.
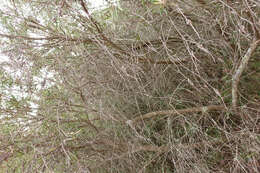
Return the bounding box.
[126,105,225,125]
[232,39,260,110]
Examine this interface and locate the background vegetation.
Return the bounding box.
[0,0,259,172]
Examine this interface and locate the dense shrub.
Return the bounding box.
[0,0,259,172]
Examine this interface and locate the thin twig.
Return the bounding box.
[232,39,260,110]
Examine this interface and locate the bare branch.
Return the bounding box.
[126,105,225,126]
[232,39,260,110]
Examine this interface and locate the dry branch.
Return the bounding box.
[126,105,225,126]
[232,39,260,110]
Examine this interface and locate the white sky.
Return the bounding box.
[89,0,108,8]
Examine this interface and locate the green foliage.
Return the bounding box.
[0,71,13,88]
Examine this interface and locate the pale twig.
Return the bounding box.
[232,39,260,110]
[126,105,225,126]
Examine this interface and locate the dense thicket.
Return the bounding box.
[0,0,260,172]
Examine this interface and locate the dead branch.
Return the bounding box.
[126,105,225,126]
[232,39,260,110]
